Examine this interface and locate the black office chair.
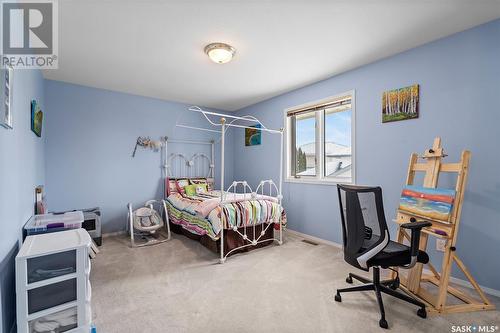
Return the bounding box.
[334,184,431,329]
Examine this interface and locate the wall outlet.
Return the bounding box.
[436,239,447,252]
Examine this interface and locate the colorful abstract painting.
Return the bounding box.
[245,124,261,146]
[31,100,43,137]
[399,185,455,221]
[382,84,419,123]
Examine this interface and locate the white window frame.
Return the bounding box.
[284,90,356,185]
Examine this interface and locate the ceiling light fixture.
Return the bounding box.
[204,42,236,64]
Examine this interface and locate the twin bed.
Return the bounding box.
[162,108,286,262]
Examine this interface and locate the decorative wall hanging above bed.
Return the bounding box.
[131,136,163,157]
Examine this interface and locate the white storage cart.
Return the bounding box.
[16,228,92,333]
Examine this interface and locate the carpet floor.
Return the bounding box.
[90,232,500,332]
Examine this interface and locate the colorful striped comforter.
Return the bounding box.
[165,191,286,240]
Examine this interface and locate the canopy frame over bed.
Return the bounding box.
[165,106,284,263]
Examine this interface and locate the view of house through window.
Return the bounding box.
[287,92,354,183]
[324,107,352,180]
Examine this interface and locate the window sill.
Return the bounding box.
[285,178,354,186]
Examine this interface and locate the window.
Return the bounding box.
[285,91,355,184]
[293,110,317,176]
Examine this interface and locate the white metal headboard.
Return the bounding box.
[163,138,215,179]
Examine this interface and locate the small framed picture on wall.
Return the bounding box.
[245,124,262,146]
[31,100,43,137]
[1,65,14,129]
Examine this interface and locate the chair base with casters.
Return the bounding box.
[127,200,171,248]
[335,267,427,329]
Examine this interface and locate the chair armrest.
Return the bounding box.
[399,219,432,268]
[400,221,432,230]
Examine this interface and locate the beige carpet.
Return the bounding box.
[90,232,500,332]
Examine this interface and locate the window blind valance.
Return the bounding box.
[286,96,351,117]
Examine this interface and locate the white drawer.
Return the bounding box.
[27,250,76,284]
[28,279,77,314]
[28,306,78,333]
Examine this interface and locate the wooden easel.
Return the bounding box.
[391,137,495,314]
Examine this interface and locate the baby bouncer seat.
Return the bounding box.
[127,199,171,247]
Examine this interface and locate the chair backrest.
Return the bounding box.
[337,185,390,270]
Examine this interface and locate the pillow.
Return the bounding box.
[184,184,208,196]
[399,185,456,222]
[206,178,214,191]
[189,178,207,185]
[165,178,178,196]
[175,178,190,195]
[184,184,197,196]
[190,177,214,192]
[195,184,208,194]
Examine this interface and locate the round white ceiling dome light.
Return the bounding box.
[204,42,236,64]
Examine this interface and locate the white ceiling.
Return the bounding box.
[43,0,500,111]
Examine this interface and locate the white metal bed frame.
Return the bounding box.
[165,106,284,263]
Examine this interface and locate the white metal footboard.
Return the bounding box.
[218,179,284,263]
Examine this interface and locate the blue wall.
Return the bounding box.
[233,19,500,290]
[44,81,234,233]
[0,69,45,333]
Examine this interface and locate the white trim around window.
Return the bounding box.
[283,90,356,185]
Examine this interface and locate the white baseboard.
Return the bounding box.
[287,229,500,298]
[286,228,343,249]
[102,230,126,238]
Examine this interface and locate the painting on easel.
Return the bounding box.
[399,185,456,222]
[382,84,419,123]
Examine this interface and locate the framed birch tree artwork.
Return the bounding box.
[382,84,419,123]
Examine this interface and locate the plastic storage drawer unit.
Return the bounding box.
[16,229,92,333]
